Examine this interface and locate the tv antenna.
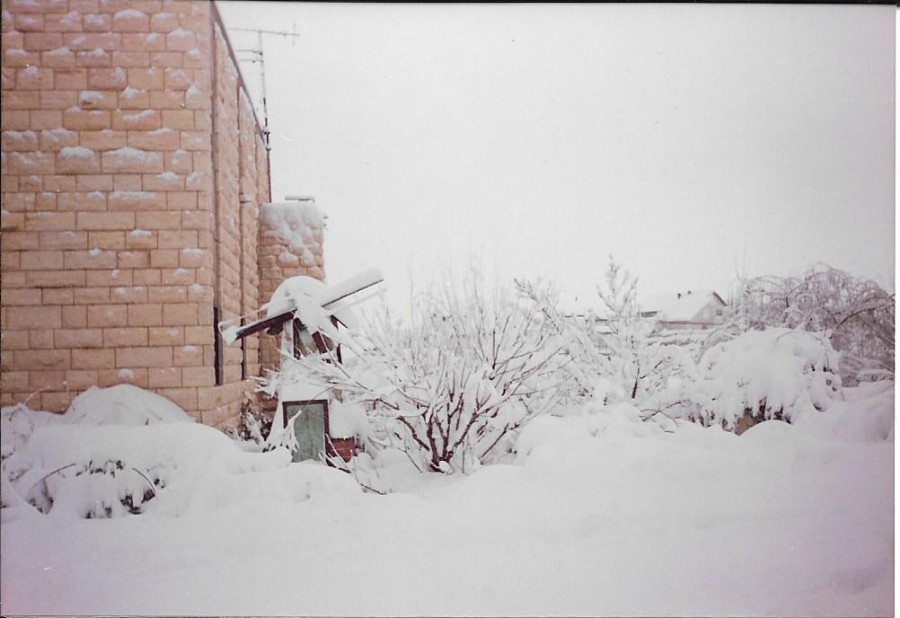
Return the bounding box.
[231,24,301,151]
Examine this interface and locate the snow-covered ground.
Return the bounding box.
[1,382,893,616]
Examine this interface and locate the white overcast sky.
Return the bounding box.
[218,2,895,312]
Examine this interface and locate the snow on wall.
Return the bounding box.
[259,201,325,255]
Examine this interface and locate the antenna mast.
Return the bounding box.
[231,24,300,152]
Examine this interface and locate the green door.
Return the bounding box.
[285,401,327,462]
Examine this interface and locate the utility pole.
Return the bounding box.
[231,24,301,152]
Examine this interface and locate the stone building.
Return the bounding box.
[0,0,324,427]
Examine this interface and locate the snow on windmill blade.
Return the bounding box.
[224,269,385,344]
[319,269,385,309]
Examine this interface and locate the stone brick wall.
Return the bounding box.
[1,0,271,427]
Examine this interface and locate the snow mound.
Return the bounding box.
[1,385,361,520]
[3,420,360,520]
[3,422,287,519]
[63,384,195,426]
[792,382,894,443]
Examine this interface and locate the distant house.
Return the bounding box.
[639,290,727,330]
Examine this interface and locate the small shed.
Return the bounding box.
[221,269,383,464]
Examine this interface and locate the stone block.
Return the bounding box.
[72,287,110,304]
[77,211,135,230]
[148,366,181,388]
[20,250,64,270]
[110,285,148,304]
[127,303,162,326]
[127,127,179,150]
[64,249,117,270]
[87,230,126,249]
[117,250,150,269]
[76,174,114,192]
[40,230,88,250]
[14,349,69,371]
[65,370,100,390]
[64,32,121,51]
[109,190,166,211]
[101,147,162,173]
[76,49,112,67]
[62,108,110,131]
[23,32,64,51]
[87,304,128,327]
[116,345,173,368]
[111,8,149,32]
[72,348,115,369]
[125,229,157,249]
[162,302,198,326]
[133,268,161,285]
[102,327,149,347]
[148,326,183,345]
[79,129,127,150]
[42,288,74,305]
[54,68,88,89]
[62,305,88,328]
[55,328,104,348]
[121,32,165,52]
[86,268,132,287]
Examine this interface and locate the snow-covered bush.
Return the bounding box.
[1,385,301,519]
[64,384,195,425]
[518,257,697,422]
[591,258,697,418]
[688,328,842,431]
[285,272,575,473]
[225,394,272,448]
[730,265,894,384]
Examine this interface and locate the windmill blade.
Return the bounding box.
[222,269,385,344]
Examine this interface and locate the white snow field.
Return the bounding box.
[0,382,893,617]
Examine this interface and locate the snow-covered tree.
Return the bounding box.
[592,257,697,419]
[518,257,696,422]
[288,272,576,473]
[729,265,894,383]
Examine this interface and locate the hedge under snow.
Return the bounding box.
[1,385,354,520]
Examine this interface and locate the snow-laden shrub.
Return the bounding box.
[730,265,894,384]
[64,384,195,426]
[283,272,576,473]
[517,257,698,422]
[3,421,301,519]
[0,385,316,519]
[688,328,842,430]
